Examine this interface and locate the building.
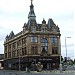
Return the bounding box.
[0,54,4,69]
[4,0,61,70]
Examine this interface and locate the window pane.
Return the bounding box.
[52,47,58,54]
[42,43,48,46]
[31,46,38,55]
[32,27,35,32]
[22,38,26,44]
[31,37,37,42]
[45,47,48,51]
[41,38,48,53]
[41,28,46,32]
[51,37,57,44]
[41,38,47,43]
[12,42,16,49]
[42,46,48,53]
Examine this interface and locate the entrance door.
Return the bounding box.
[47,63,51,70]
[47,63,49,70]
[43,63,47,70]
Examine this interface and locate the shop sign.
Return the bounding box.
[39,58,52,61]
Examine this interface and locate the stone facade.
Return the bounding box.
[4,0,61,70]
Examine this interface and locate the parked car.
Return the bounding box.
[62,65,67,71]
[73,65,75,68]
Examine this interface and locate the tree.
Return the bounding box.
[70,59,74,65]
[73,59,75,64]
[61,56,64,61]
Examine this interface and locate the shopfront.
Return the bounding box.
[4,56,60,70]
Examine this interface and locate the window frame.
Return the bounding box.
[41,27,46,32]
[31,46,38,55]
[41,38,48,53]
[51,37,58,44]
[31,36,37,43]
[52,47,58,54]
[31,27,36,32]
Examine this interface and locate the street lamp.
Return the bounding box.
[59,36,62,72]
[65,37,71,70]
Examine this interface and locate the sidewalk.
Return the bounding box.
[28,70,75,74]
[0,70,75,75]
[17,70,74,74]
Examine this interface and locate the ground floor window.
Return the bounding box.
[52,62,59,69]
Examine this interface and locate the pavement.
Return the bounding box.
[0,70,75,75]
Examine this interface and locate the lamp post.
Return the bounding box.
[65,37,71,70]
[59,36,62,72]
[19,49,20,71]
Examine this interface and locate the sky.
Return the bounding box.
[0,0,74,59]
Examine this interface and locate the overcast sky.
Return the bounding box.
[0,0,74,59]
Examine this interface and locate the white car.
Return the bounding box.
[73,65,75,68]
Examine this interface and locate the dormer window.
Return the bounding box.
[31,27,36,32]
[41,27,46,32]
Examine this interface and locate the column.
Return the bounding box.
[38,35,41,54]
[7,44,9,58]
[26,36,31,54]
[48,38,52,55]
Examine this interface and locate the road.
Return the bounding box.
[0,70,75,75]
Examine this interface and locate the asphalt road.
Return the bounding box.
[0,70,75,75]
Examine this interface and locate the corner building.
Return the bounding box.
[4,0,61,70]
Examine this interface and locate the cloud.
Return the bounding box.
[0,41,4,53]
[0,35,5,41]
[61,47,74,58]
[0,0,28,12]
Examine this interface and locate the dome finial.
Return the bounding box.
[31,0,33,5]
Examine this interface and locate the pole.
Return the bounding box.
[65,37,71,70]
[19,50,20,71]
[59,36,62,72]
[65,37,67,64]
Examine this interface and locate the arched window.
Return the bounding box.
[41,38,48,53]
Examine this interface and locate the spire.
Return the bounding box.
[27,0,38,29]
[42,18,46,24]
[28,0,36,20]
[31,0,33,5]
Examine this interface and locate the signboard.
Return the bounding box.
[39,58,52,61]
